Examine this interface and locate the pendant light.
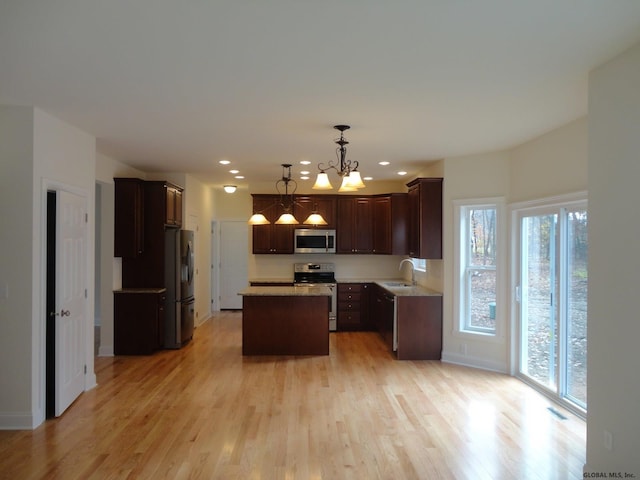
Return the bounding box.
[248,164,328,226]
[313,125,366,191]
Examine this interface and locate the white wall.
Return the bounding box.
[0,106,96,429]
[439,118,588,374]
[586,41,640,474]
[0,106,35,426]
[441,151,511,372]
[183,175,213,326]
[510,117,588,203]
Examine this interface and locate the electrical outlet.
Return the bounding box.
[604,430,613,451]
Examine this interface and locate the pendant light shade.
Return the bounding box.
[248,213,270,225]
[275,212,299,225]
[338,175,357,192]
[303,213,328,226]
[312,171,333,190]
[345,170,365,189]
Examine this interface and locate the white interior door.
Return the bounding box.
[219,221,248,309]
[55,190,87,416]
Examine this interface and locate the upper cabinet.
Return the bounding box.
[251,194,294,254]
[372,194,408,255]
[114,178,145,258]
[336,196,373,254]
[144,181,183,229]
[165,184,183,227]
[293,195,337,229]
[115,178,184,285]
[406,178,443,259]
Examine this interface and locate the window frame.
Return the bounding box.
[453,197,505,339]
[511,191,588,416]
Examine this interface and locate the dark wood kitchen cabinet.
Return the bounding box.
[165,184,183,227]
[336,196,373,254]
[251,194,294,254]
[145,181,183,228]
[372,284,395,351]
[114,289,166,355]
[114,178,145,257]
[406,178,443,259]
[372,194,408,255]
[115,179,183,258]
[293,195,337,229]
[337,283,372,331]
[116,178,184,287]
[396,295,442,360]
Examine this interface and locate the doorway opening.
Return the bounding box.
[515,198,588,415]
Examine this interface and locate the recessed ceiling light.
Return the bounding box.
[300,170,310,175]
[229,169,239,174]
[223,185,237,193]
[379,161,390,166]
[397,171,407,176]
[300,160,311,165]
[234,175,245,179]
[300,176,310,180]
[219,160,230,165]
[363,176,373,181]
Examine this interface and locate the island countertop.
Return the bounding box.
[238,286,332,297]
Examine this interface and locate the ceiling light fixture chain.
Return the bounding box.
[313,124,366,192]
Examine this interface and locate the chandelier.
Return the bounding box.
[312,125,365,192]
[248,164,328,226]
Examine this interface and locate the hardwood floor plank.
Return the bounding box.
[0,310,585,479]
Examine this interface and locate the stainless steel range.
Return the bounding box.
[293,263,337,331]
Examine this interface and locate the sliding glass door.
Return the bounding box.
[517,203,587,411]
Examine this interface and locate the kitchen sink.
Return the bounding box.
[382,281,414,288]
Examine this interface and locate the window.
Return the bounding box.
[412,258,427,271]
[454,199,503,336]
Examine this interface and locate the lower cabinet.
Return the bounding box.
[337,283,372,331]
[370,284,442,360]
[395,295,442,360]
[371,284,395,350]
[114,290,166,355]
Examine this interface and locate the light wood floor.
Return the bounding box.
[0,311,585,479]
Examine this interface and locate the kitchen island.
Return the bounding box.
[238,286,332,355]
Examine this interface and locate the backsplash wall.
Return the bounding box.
[249,254,408,281]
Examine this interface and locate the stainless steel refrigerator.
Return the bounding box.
[164,229,195,348]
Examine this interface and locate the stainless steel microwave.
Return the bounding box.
[294,229,336,254]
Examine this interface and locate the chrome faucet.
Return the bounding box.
[399,258,416,285]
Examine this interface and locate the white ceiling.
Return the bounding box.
[2,1,640,189]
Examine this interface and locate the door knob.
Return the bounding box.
[60,309,71,317]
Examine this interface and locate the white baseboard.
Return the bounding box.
[0,412,36,430]
[98,345,113,356]
[442,351,508,374]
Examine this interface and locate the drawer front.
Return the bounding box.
[339,292,361,303]
[338,283,362,294]
[338,311,361,327]
[338,300,361,312]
